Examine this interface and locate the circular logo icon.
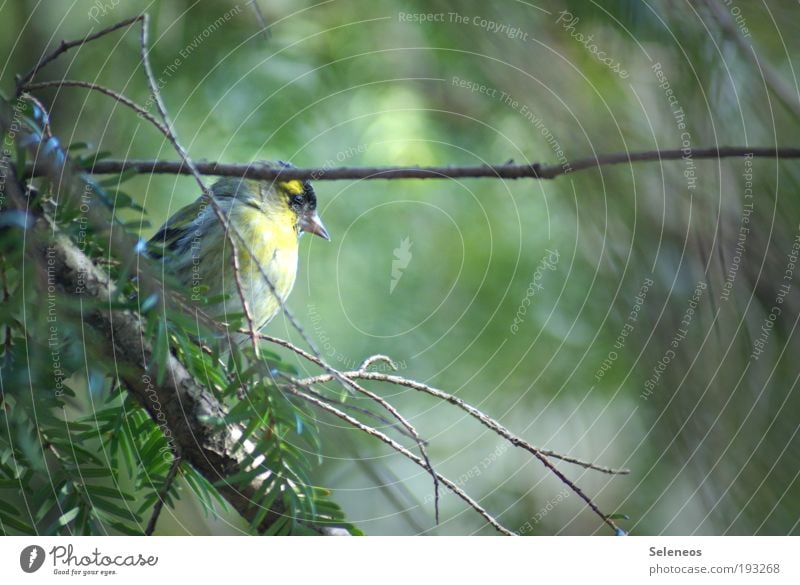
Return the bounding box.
[19,545,45,573]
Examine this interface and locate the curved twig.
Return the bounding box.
[133,14,262,358]
[24,80,170,137]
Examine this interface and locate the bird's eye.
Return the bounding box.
[290,195,303,207]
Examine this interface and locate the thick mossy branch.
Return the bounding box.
[0,166,338,535]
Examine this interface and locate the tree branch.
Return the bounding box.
[0,99,335,533]
[15,15,143,90]
[300,364,624,532]
[36,146,800,183]
[27,225,294,532]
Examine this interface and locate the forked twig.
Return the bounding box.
[15,15,144,90]
[300,355,626,531]
[256,332,440,523]
[305,357,628,475]
[282,382,514,535]
[261,328,623,531]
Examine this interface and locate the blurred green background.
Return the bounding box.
[3,0,800,535]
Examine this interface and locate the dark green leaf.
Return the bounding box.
[0,511,36,535]
[85,484,135,502]
[109,521,142,535]
[78,468,114,478]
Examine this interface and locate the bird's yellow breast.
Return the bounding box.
[230,204,299,328]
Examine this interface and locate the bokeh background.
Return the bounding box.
[3,0,799,535]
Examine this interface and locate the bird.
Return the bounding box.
[148,167,329,336]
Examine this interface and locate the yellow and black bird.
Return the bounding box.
[148,166,329,333]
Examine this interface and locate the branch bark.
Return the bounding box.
[32,223,293,533]
[42,146,800,183]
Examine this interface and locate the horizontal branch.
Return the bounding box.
[48,146,800,182]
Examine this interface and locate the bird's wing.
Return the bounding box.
[147,196,207,258]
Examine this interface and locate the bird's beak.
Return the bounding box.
[300,210,330,241]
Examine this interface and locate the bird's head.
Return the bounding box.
[243,161,329,241]
[271,177,330,241]
[210,163,330,240]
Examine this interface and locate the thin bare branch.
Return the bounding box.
[255,332,440,523]
[262,334,623,530]
[16,15,143,90]
[362,371,621,530]
[25,80,170,137]
[303,368,623,531]
[39,146,800,183]
[134,14,262,358]
[144,450,182,536]
[299,384,427,444]
[304,368,628,476]
[283,382,514,535]
[246,0,272,41]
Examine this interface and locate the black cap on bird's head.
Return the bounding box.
[274,161,330,241]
